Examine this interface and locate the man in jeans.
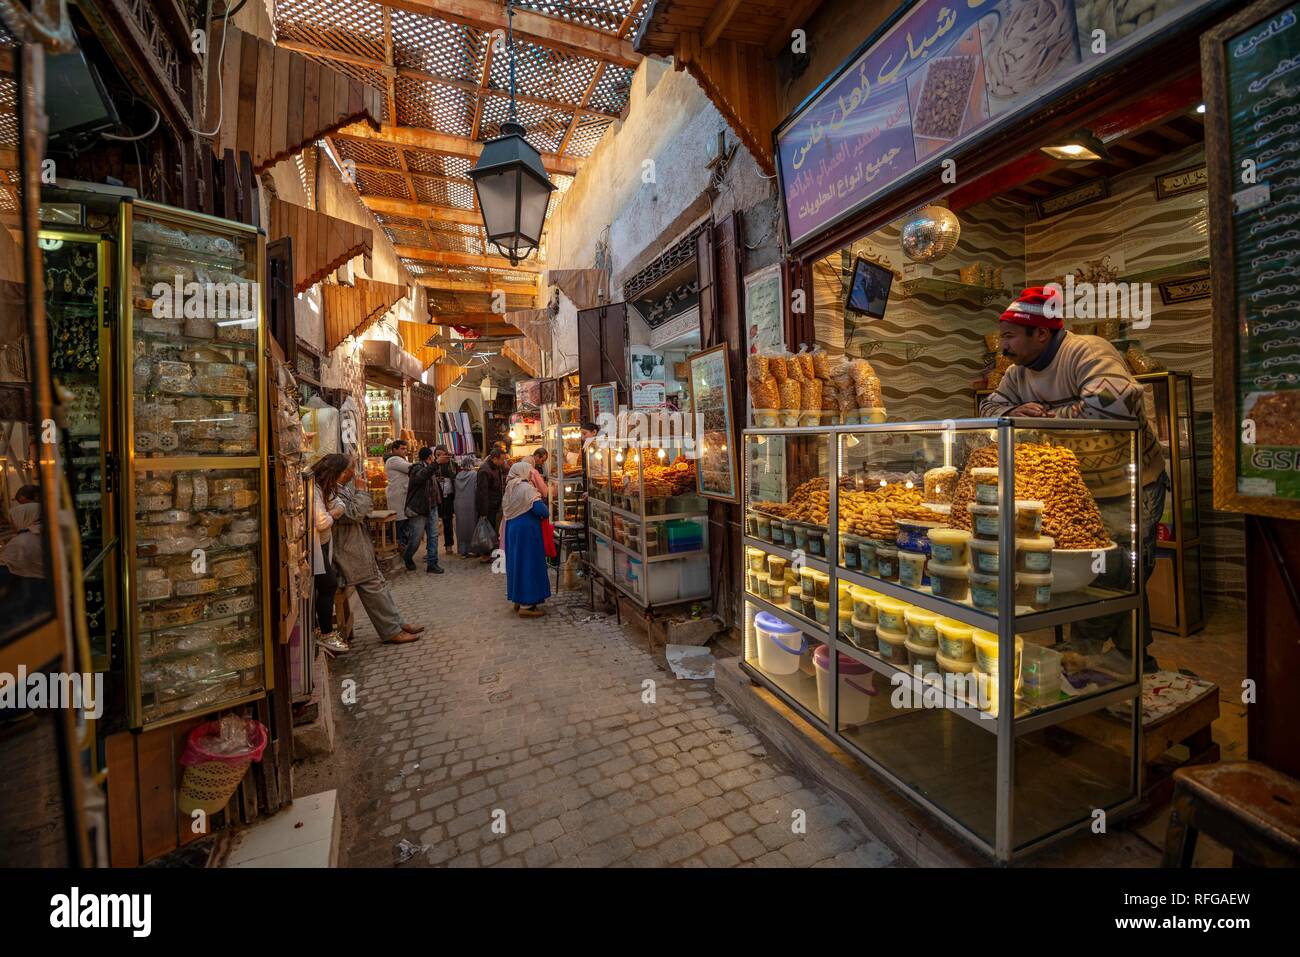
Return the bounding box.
[385,439,412,551]
[980,287,1168,673]
[403,447,445,574]
[432,447,458,553]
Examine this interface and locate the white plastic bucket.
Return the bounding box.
[754,611,806,675]
[813,644,876,725]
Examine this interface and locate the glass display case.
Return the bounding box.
[41,229,118,671]
[741,418,1143,861]
[1138,372,1204,636]
[120,200,271,728]
[543,421,585,525]
[585,427,710,609]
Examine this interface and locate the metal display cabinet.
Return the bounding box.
[543,421,586,525]
[1137,372,1204,636]
[741,419,1143,861]
[119,199,272,729]
[584,436,711,610]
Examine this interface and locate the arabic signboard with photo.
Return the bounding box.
[589,382,617,422]
[744,264,784,357]
[687,344,739,502]
[516,379,542,412]
[1207,0,1300,517]
[630,346,667,409]
[776,0,1213,249]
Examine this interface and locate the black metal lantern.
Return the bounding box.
[467,2,556,266]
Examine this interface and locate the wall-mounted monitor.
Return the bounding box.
[846,255,892,319]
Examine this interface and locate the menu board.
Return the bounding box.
[687,344,739,502]
[589,382,617,422]
[744,265,785,357]
[776,0,1214,248]
[1210,0,1300,514]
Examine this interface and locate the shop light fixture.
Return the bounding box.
[466,0,556,265]
[1196,103,1206,113]
[1039,130,1110,163]
[657,448,666,460]
[479,374,498,403]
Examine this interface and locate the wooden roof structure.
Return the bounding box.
[269,197,375,293]
[273,0,648,330]
[634,0,825,175]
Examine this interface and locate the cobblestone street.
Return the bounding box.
[321,552,898,868]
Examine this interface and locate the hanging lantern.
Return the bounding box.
[479,374,498,403]
[467,2,556,265]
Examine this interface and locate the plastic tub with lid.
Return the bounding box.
[1020,642,1062,705]
[850,586,877,621]
[849,617,878,652]
[904,638,941,677]
[927,560,970,601]
[897,549,929,588]
[858,540,879,576]
[799,566,816,599]
[813,645,877,725]
[1015,572,1054,611]
[876,545,899,581]
[841,532,862,570]
[768,554,789,579]
[876,626,908,664]
[812,570,831,603]
[1015,500,1045,536]
[813,599,830,625]
[971,629,1023,677]
[874,597,908,633]
[935,618,975,661]
[904,606,940,645]
[966,503,1001,541]
[936,649,976,679]
[972,467,1000,505]
[754,612,807,675]
[746,546,767,573]
[968,537,1001,574]
[1016,535,1054,573]
[928,527,971,565]
[837,605,854,641]
[969,569,1000,611]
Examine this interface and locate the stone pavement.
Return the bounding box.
[329,550,899,868]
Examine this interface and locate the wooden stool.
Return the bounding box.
[366,511,400,560]
[1162,761,1300,867]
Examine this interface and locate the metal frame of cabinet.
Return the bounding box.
[543,421,586,525]
[118,199,272,729]
[741,418,1143,862]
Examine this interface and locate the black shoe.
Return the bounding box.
[427,565,444,574]
[404,560,416,571]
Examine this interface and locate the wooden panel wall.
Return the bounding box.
[269,198,374,294]
[675,36,780,176]
[322,279,410,351]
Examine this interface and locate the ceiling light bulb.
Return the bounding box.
[1196,103,1206,114]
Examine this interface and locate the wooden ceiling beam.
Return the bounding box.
[416,275,537,294]
[373,0,642,68]
[703,0,744,48]
[382,7,397,122]
[335,122,581,176]
[363,194,481,224]
[767,0,827,57]
[558,62,605,156]
[395,244,543,272]
[470,31,494,142]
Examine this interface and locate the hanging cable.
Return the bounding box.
[100,102,161,142]
[190,0,243,138]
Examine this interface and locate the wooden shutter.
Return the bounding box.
[578,302,629,417]
[266,237,295,366]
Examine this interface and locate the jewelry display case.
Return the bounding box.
[741,418,1143,861]
[120,200,271,729]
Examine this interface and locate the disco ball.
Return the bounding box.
[900,205,961,263]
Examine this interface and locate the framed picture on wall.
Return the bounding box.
[687,343,739,503]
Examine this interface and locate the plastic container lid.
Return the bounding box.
[877,626,908,645]
[905,637,940,659]
[968,538,999,554]
[851,616,877,631]
[875,544,898,555]
[971,629,1022,660]
[967,503,999,515]
[898,548,927,561]
[875,597,908,616]
[969,569,1000,586]
[936,650,975,674]
[813,644,872,675]
[972,467,999,480]
[926,560,969,579]
[1016,572,1054,586]
[904,607,939,627]
[1016,535,1055,551]
[935,617,974,640]
[928,528,971,544]
[754,611,799,635]
[1015,499,1045,512]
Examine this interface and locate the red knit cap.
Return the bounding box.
[999,286,1063,330]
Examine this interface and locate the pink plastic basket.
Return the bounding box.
[179,719,269,766]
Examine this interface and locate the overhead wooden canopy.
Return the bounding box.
[393,244,543,273]
[504,308,551,354]
[396,319,447,368]
[323,278,412,351]
[416,274,538,295]
[269,198,374,294]
[334,123,581,178]
[547,268,609,310]
[208,23,383,174]
[634,0,826,176]
[360,195,481,225]
[432,362,467,395]
[503,337,542,378]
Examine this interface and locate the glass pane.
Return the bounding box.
[0,38,55,645]
[0,698,72,866]
[130,208,258,460]
[744,601,827,723]
[586,443,610,503]
[131,465,265,726]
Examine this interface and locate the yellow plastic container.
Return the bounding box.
[800,566,817,600]
[928,527,972,565]
[813,599,830,625]
[747,547,767,573]
[849,586,876,620]
[874,597,908,633]
[837,605,854,639]
[812,570,831,603]
[971,629,1023,676]
[935,618,975,661]
[768,555,788,579]
[904,607,940,645]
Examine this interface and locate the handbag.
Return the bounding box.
[541,517,557,558]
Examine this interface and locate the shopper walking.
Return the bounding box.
[402,447,444,574]
[453,455,479,558]
[433,447,458,553]
[312,453,426,646]
[384,439,412,550]
[501,461,551,617]
[310,458,348,654]
[475,447,508,564]
[980,286,1168,671]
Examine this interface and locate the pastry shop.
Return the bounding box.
[738,0,1290,862]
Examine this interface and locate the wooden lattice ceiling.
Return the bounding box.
[273,0,646,328]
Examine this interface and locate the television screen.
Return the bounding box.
[44,50,119,143]
[846,256,892,319]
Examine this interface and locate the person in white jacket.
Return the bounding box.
[384,439,412,549]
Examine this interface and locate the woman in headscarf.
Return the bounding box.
[453,455,479,558]
[501,460,551,617]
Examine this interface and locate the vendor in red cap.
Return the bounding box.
[981,286,1167,672]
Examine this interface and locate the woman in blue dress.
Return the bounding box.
[501,461,551,617]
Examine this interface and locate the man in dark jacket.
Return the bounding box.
[432,447,458,553]
[475,448,508,564]
[402,447,445,574]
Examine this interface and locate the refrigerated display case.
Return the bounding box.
[120,200,272,729]
[585,431,711,609]
[41,229,118,672]
[543,421,585,525]
[741,418,1143,861]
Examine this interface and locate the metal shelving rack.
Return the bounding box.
[740,418,1144,862]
